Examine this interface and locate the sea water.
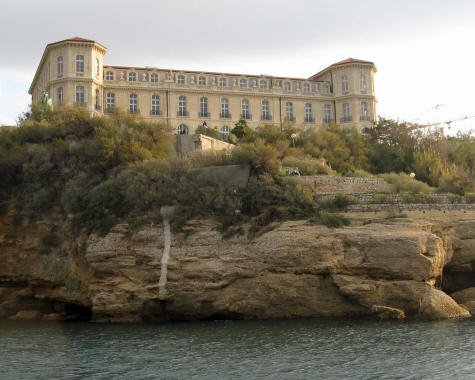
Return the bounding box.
[0,318,473,379]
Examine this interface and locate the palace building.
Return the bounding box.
[29,37,377,135]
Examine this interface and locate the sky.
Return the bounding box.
[1,0,474,134]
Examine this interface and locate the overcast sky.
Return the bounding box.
[1,0,474,134]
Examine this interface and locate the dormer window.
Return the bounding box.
[129,72,136,82]
[199,76,206,85]
[219,77,227,87]
[57,56,63,75]
[76,55,84,73]
[151,73,158,83]
[106,71,114,80]
[177,75,185,84]
[322,84,329,94]
[240,79,247,88]
[303,83,310,93]
[284,82,291,91]
[260,80,267,89]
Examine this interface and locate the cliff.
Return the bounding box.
[0,210,473,322]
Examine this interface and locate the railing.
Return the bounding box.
[220,112,231,119]
[177,110,189,117]
[305,116,315,123]
[261,114,272,121]
[241,113,252,120]
[150,109,162,116]
[74,102,87,107]
[340,116,352,123]
[360,115,371,121]
[199,112,210,118]
[323,118,334,124]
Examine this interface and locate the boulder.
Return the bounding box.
[450,287,475,304]
[371,305,405,319]
[419,289,470,319]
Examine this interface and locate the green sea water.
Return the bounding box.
[0,318,474,379]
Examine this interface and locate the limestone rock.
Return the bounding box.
[371,305,405,319]
[450,287,475,304]
[419,289,470,319]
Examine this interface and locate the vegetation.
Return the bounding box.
[1,105,473,237]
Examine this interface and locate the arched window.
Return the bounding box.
[151,95,160,115]
[260,80,267,89]
[200,97,209,117]
[199,76,206,85]
[57,56,63,75]
[240,79,247,88]
[360,74,367,91]
[57,87,64,104]
[221,98,229,118]
[241,99,250,119]
[129,72,137,82]
[262,100,270,120]
[219,77,227,87]
[106,93,115,108]
[303,83,310,93]
[151,73,158,83]
[106,71,114,80]
[76,55,84,73]
[177,124,189,135]
[178,96,187,116]
[129,94,138,113]
[305,103,313,123]
[177,75,185,84]
[284,82,291,91]
[286,102,294,121]
[75,86,84,104]
[342,75,349,92]
[221,125,230,136]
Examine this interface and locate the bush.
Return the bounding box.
[344,169,374,178]
[317,211,350,228]
[281,156,333,176]
[320,192,356,209]
[282,177,315,209]
[379,172,434,193]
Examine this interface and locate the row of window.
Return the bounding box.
[64,86,369,123]
[176,124,230,136]
[57,55,100,76]
[104,71,332,94]
[341,74,367,92]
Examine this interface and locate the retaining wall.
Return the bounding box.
[302,176,393,193]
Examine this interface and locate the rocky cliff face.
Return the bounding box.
[0,210,473,322]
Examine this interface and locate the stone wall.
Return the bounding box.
[346,203,475,212]
[316,192,470,205]
[302,176,393,193]
[176,134,234,155]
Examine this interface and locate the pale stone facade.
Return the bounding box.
[29,37,377,133]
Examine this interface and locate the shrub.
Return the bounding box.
[344,169,374,178]
[282,177,315,209]
[371,194,396,204]
[320,192,356,209]
[318,211,350,228]
[281,156,334,175]
[379,172,434,193]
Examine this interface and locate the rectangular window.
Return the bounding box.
[76,55,84,73]
[200,97,209,117]
[57,87,64,104]
[57,56,63,75]
[96,58,100,76]
[305,103,314,123]
[130,94,138,113]
[341,103,351,122]
[286,102,294,121]
[95,89,100,110]
[360,102,369,121]
[261,100,270,120]
[75,86,85,104]
[322,84,329,94]
[241,99,250,119]
[178,96,187,116]
[360,74,367,91]
[221,99,229,118]
[106,93,115,108]
[151,95,160,115]
[324,104,332,123]
[342,76,349,92]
